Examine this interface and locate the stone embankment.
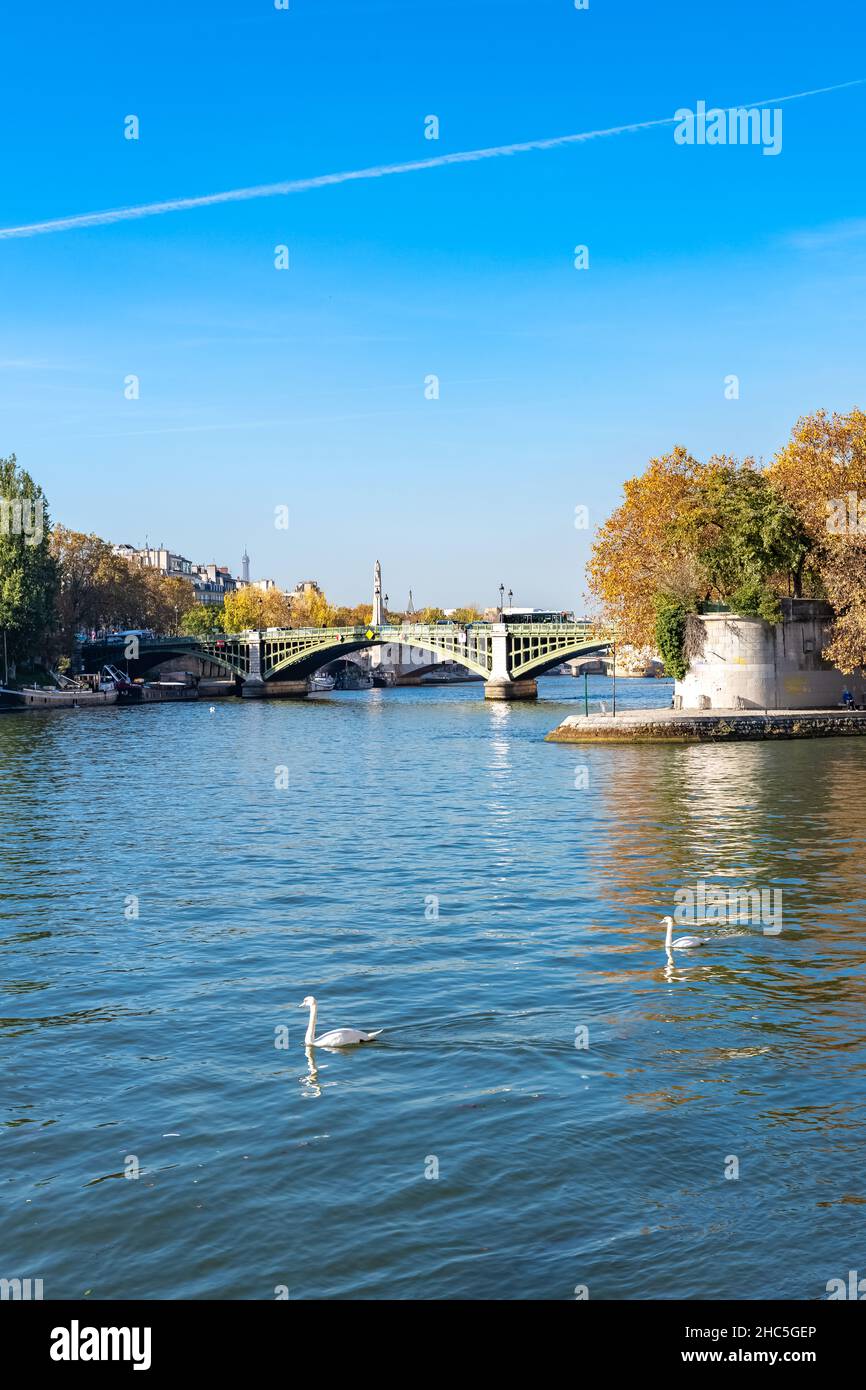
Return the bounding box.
[546,708,866,743]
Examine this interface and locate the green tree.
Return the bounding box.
[181,603,225,635]
[589,448,814,645]
[677,461,811,613]
[0,455,57,669]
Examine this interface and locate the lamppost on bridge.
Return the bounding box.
[384,593,388,621]
[508,588,513,609]
[498,583,504,617]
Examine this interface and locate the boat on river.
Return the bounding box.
[307,672,336,693]
[116,681,199,705]
[0,684,118,710]
[98,664,197,704]
[332,662,373,691]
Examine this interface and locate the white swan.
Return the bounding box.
[663,915,708,951]
[300,995,382,1048]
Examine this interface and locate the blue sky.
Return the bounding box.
[1,0,865,609]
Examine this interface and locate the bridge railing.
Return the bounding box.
[78,620,607,645]
[504,622,597,636]
[78,633,202,646]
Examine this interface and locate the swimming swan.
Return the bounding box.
[300,995,383,1048]
[663,915,708,951]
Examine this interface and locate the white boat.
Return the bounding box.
[307,672,336,693]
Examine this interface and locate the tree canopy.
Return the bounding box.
[0,454,57,666]
[769,408,866,669]
[51,526,194,647]
[588,409,866,672]
[222,588,295,631]
[587,446,715,646]
[180,603,225,635]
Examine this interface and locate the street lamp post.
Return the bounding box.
[612,642,617,717]
[498,583,504,617]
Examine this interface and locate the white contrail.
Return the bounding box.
[0,79,861,241]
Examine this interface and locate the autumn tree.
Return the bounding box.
[142,572,195,633]
[222,587,294,632]
[51,527,114,645]
[588,446,817,677]
[51,527,194,646]
[769,408,866,538]
[769,408,866,669]
[289,588,336,627]
[587,447,710,646]
[332,603,372,627]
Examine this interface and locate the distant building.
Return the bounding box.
[111,541,325,614]
[113,542,140,566]
[290,579,322,603]
[191,562,238,607]
[135,545,193,579]
[112,543,238,606]
[236,577,279,593]
[233,574,323,604]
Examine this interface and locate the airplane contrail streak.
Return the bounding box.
[0,79,862,241]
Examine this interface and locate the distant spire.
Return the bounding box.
[241,547,250,584]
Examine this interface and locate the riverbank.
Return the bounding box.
[547,706,866,742]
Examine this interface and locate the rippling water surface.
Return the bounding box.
[2,677,865,1300]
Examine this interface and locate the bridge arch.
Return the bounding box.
[75,637,251,681]
[509,639,610,680]
[262,626,493,682]
[77,621,612,695]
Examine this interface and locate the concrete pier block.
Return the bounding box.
[257,679,309,699]
[484,677,538,701]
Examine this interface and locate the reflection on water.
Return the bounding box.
[301,1046,322,1099]
[1,678,865,1299]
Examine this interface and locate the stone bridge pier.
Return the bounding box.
[484,625,537,700]
[241,636,306,699]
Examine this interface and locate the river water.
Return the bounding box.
[2,676,865,1300]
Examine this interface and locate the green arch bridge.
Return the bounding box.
[78,620,610,700]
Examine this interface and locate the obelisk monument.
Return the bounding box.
[372,560,384,625]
